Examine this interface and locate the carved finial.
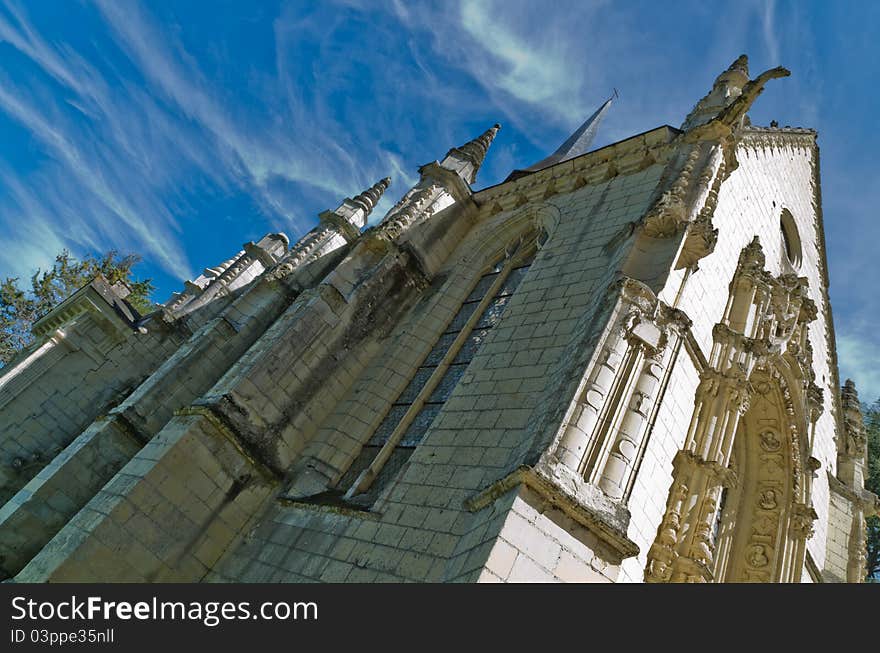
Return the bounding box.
[440,123,501,184]
[842,379,861,413]
[350,177,392,216]
[681,54,789,131]
[737,236,766,272]
[456,123,501,168]
[727,54,750,78]
[714,66,790,128]
[839,378,868,480]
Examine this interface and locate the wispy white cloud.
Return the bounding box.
[761,0,781,65]
[0,81,191,278]
[94,0,396,229]
[0,0,875,405]
[0,0,405,287]
[458,0,591,123]
[379,0,796,154]
[0,166,71,279]
[837,331,880,403]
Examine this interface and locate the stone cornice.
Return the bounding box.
[473,125,680,212]
[31,275,140,340]
[464,464,640,563]
[739,126,817,150]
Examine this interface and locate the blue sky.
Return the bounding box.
[0,0,878,400]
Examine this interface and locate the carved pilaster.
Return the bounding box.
[596,350,661,496]
[596,330,673,500]
[645,480,688,583]
[554,280,660,475]
[555,333,628,472]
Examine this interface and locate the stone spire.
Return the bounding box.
[842,378,861,413]
[439,123,501,185]
[506,94,615,182]
[326,176,392,231]
[268,177,392,281]
[350,177,391,216]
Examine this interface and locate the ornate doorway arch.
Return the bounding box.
[645,237,822,583]
[712,367,815,582]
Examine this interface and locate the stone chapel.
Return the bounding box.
[0,55,875,583]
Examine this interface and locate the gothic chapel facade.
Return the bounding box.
[0,56,875,583]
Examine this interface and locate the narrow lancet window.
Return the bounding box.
[338,249,535,508]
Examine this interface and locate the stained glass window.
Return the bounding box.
[341,255,533,508]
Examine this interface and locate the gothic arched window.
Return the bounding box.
[335,242,537,509]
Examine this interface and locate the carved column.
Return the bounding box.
[553,280,657,476]
[644,332,761,581]
[785,502,817,582]
[596,345,664,498]
[556,329,629,472]
[656,367,749,583]
[596,307,689,500]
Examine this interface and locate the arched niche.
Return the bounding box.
[712,366,813,582]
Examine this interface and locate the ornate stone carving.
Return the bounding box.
[714,65,791,128]
[760,431,782,452]
[641,147,700,238]
[376,181,444,241]
[746,544,769,568]
[645,481,688,583]
[759,487,779,510]
[790,503,818,540]
[645,234,823,582]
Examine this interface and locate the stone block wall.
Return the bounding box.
[209,156,669,582]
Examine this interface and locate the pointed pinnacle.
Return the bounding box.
[842,379,860,407]
[727,54,750,77]
[351,177,391,216]
[455,123,501,172]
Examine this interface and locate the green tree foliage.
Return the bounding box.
[0,250,154,365]
[865,398,880,581]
